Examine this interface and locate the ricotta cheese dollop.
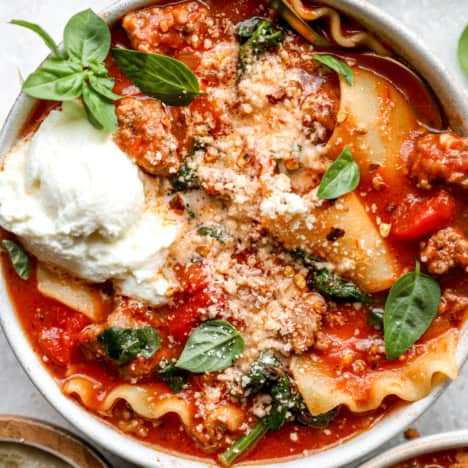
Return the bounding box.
[0,101,181,305]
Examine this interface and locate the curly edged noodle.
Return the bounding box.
[63,376,244,434]
[263,66,423,293]
[288,0,390,55]
[291,330,458,415]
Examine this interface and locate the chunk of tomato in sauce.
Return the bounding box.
[34,304,89,366]
[391,190,456,240]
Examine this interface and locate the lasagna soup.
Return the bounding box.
[1,0,467,465]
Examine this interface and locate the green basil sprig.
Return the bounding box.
[1,240,30,280]
[176,320,244,373]
[12,9,119,132]
[458,25,468,76]
[98,326,161,365]
[314,54,354,85]
[317,147,360,200]
[384,262,441,360]
[111,49,202,106]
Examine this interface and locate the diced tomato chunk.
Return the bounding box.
[33,304,89,367]
[174,263,208,294]
[392,190,456,240]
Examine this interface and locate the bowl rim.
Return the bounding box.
[0,1,468,467]
[360,430,468,467]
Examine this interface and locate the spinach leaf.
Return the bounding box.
[290,249,322,266]
[245,350,283,394]
[1,240,30,280]
[111,48,202,106]
[175,320,244,373]
[384,262,440,360]
[158,359,187,393]
[368,307,384,329]
[64,9,111,65]
[264,375,291,430]
[22,58,84,101]
[10,20,62,58]
[218,420,267,466]
[237,18,284,73]
[314,55,354,85]
[458,25,468,76]
[82,82,118,132]
[98,326,161,365]
[307,268,369,302]
[197,225,225,243]
[317,147,360,200]
[294,396,337,427]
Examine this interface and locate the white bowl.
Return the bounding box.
[0,1,467,467]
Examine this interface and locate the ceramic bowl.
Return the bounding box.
[0,1,467,467]
[360,430,468,467]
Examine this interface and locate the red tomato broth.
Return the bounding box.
[1,0,467,465]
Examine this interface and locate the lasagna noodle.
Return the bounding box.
[262,192,400,292]
[63,377,193,427]
[290,330,458,415]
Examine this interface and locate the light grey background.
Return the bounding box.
[0,1,467,467]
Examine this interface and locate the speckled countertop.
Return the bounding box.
[0,1,467,467]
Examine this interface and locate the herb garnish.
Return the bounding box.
[237,17,284,74]
[197,225,225,243]
[384,262,441,360]
[317,147,360,200]
[1,240,30,280]
[12,9,119,131]
[458,25,468,76]
[173,159,200,191]
[314,54,354,85]
[158,359,188,393]
[176,320,244,373]
[111,49,202,106]
[98,326,161,365]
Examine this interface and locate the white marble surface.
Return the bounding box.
[0,1,467,467]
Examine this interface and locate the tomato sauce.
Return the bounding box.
[1,0,466,465]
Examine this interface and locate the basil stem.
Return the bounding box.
[218,420,267,466]
[10,20,62,58]
[384,261,441,360]
[314,55,354,85]
[317,147,360,200]
[458,25,468,76]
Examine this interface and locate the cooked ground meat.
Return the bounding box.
[114,97,181,175]
[439,289,468,315]
[122,2,213,56]
[420,227,468,275]
[408,133,468,189]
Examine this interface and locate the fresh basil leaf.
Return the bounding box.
[176,320,244,373]
[22,58,84,100]
[307,267,369,302]
[294,397,337,427]
[82,83,118,132]
[112,48,202,106]
[158,359,187,393]
[10,20,62,58]
[89,74,120,101]
[197,225,225,243]
[384,262,441,360]
[314,54,354,85]
[317,147,360,200]
[1,240,30,280]
[98,326,161,365]
[64,9,110,65]
[458,25,468,76]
